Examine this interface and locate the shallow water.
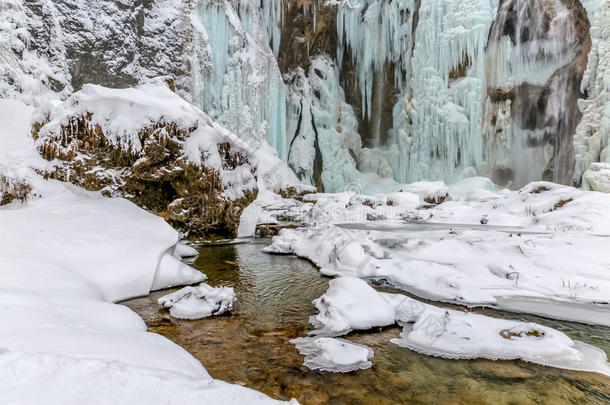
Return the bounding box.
[124,239,610,404]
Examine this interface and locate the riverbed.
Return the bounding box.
[123,239,610,404]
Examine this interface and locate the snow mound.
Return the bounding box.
[311,277,395,335]
[158,283,236,320]
[400,181,450,205]
[386,294,610,376]
[306,278,610,376]
[291,337,373,373]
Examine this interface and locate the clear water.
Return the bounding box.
[123,239,610,404]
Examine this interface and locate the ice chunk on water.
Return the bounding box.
[291,337,373,373]
[158,283,235,320]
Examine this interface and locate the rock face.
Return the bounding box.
[32,83,258,237]
[2,0,196,100]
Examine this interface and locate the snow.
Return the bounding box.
[0,351,298,405]
[386,293,610,376]
[151,254,207,291]
[291,337,374,372]
[158,283,235,320]
[266,180,610,328]
[310,277,396,335]
[301,277,610,376]
[0,100,296,404]
[173,242,199,259]
[0,99,35,160]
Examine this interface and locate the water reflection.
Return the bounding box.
[123,239,610,404]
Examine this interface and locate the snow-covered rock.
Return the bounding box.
[32,82,263,237]
[291,337,374,373]
[310,277,395,335]
[158,283,235,320]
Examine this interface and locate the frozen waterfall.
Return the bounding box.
[187,0,599,191]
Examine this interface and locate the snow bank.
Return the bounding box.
[291,337,373,373]
[0,101,295,404]
[158,283,235,320]
[385,293,610,376]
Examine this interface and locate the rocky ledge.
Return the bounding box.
[32,81,258,238]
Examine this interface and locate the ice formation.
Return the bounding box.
[270,0,601,190]
[291,337,374,372]
[574,0,610,191]
[285,56,363,192]
[190,0,287,160]
[265,180,610,327]
[300,277,610,376]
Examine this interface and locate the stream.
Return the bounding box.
[123,239,610,404]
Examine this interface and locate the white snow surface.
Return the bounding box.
[265,179,610,330]
[291,337,373,373]
[158,283,235,320]
[307,278,610,376]
[0,99,296,404]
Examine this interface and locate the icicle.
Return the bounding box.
[190,0,288,161]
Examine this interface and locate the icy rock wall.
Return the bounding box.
[285,56,363,192]
[574,0,610,191]
[269,0,595,190]
[190,0,288,161]
[1,0,197,103]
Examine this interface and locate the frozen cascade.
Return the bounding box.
[259,0,284,57]
[186,0,596,191]
[336,0,416,122]
[483,0,591,186]
[390,0,499,184]
[190,0,288,160]
[285,56,363,192]
[574,0,610,191]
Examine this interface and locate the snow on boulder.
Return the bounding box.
[400,181,450,205]
[311,277,395,335]
[158,283,236,320]
[31,82,259,237]
[291,337,374,373]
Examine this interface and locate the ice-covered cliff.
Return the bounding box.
[2,0,609,192]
